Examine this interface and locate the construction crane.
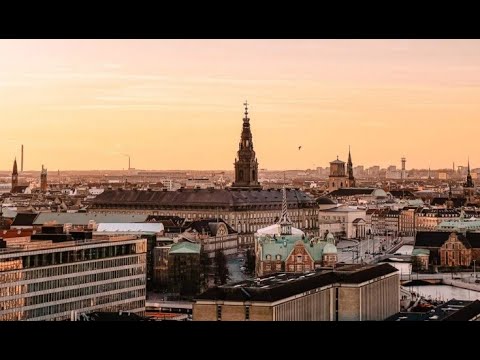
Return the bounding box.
[211,172,226,189]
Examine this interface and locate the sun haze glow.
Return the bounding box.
[1,39,479,171]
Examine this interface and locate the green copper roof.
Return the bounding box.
[169,242,201,255]
[412,248,430,256]
[259,236,328,261]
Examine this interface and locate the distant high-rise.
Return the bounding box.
[40,165,48,193]
[401,157,406,180]
[12,158,18,189]
[21,145,24,172]
[231,101,261,189]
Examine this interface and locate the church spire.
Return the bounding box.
[465,157,474,188]
[12,158,18,189]
[231,101,261,189]
[347,146,355,186]
[278,185,292,235]
[12,158,18,175]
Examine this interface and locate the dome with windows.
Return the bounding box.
[323,243,337,254]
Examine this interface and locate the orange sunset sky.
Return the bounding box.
[1,39,479,171]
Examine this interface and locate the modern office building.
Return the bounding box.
[0,235,147,321]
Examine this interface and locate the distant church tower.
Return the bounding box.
[328,147,355,193]
[231,101,262,189]
[347,146,356,187]
[329,156,347,192]
[40,165,48,193]
[464,158,475,203]
[12,158,18,189]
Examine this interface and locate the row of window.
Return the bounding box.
[21,278,145,308]
[3,291,145,321]
[0,286,145,320]
[150,210,316,220]
[25,267,145,293]
[0,255,144,284]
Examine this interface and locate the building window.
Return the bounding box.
[296,255,303,263]
[266,254,271,260]
[217,305,222,321]
[245,306,250,320]
[276,263,282,271]
[276,254,281,261]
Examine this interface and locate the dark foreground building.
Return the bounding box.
[193,263,399,321]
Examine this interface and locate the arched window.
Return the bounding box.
[252,169,256,181]
[266,254,271,260]
[340,182,343,187]
[332,182,335,187]
[239,170,244,181]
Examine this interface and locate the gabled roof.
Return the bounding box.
[96,223,164,233]
[169,242,201,255]
[415,231,480,249]
[33,213,149,226]
[431,197,466,207]
[185,218,236,236]
[11,213,38,226]
[91,188,316,208]
[415,231,450,248]
[389,190,417,199]
[442,300,480,321]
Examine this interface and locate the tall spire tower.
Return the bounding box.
[466,157,474,188]
[11,158,18,189]
[231,101,262,189]
[347,145,355,187]
[278,185,292,235]
[40,165,48,193]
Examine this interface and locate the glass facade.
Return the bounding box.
[0,238,147,321]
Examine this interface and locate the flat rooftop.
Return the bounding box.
[386,299,480,321]
[0,234,143,257]
[196,263,398,303]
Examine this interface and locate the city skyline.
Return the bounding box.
[2,39,480,170]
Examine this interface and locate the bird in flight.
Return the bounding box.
[298,146,302,150]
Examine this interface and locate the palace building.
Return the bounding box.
[90,103,318,248]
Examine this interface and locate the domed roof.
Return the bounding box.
[316,196,336,205]
[323,243,337,254]
[326,232,335,241]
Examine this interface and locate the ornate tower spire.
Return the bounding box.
[11,158,18,189]
[347,145,355,187]
[278,185,292,235]
[231,101,261,189]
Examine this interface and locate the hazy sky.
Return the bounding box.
[1,39,479,171]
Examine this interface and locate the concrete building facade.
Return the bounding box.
[0,235,147,321]
[193,263,399,321]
